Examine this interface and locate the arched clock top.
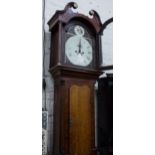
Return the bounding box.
[47,2,102,34]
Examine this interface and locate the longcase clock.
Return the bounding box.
[48,2,103,155]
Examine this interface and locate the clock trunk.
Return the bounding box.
[51,70,99,155]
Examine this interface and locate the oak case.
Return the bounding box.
[48,2,103,155]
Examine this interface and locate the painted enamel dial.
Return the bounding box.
[65,25,93,66]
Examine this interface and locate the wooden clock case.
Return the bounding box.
[48,2,103,155]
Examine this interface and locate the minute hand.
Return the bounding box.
[78,39,82,54]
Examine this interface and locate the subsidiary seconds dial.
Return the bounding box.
[65,25,93,67]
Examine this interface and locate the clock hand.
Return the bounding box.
[78,38,82,54]
[78,39,85,56]
[75,38,84,56]
[75,39,81,55]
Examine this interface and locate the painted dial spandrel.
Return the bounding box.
[65,25,93,67]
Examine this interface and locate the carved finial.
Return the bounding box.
[65,2,78,10]
[73,2,78,9]
[89,10,100,19]
[89,10,95,16]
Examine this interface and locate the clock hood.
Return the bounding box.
[47,2,102,34]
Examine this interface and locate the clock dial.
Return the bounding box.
[65,25,93,67]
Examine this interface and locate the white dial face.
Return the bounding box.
[65,26,93,67]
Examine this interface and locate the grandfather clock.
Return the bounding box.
[48,2,103,155]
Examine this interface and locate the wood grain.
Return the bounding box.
[70,85,92,155]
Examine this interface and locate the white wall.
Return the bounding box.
[42,0,113,154]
